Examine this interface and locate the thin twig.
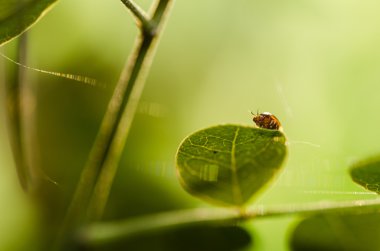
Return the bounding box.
[120,0,153,34]
[55,0,174,248]
[81,198,380,245]
[86,0,174,222]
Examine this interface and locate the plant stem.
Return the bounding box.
[3,34,30,191]
[86,0,174,222]
[85,35,154,221]
[58,0,174,245]
[81,198,380,245]
[121,0,153,34]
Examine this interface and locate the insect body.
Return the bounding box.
[252,112,281,130]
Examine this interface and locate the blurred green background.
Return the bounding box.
[2,0,380,250]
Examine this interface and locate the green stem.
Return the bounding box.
[3,34,30,191]
[120,0,153,34]
[57,0,174,245]
[86,0,174,222]
[81,198,380,245]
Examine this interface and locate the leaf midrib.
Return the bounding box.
[231,127,243,205]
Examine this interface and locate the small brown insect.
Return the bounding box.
[252,111,281,130]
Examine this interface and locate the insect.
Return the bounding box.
[251,111,281,130]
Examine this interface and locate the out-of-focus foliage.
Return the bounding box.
[290,212,380,251]
[350,156,380,193]
[88,225,252,251]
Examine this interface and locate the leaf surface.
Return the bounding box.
[0,0,57,45]
[176,124,287,206]
[350,156,380,193]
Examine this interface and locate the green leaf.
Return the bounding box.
[0,0,58,46]
[350,156,380,193]
[290,212,380,251]
[176,124,287,206]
